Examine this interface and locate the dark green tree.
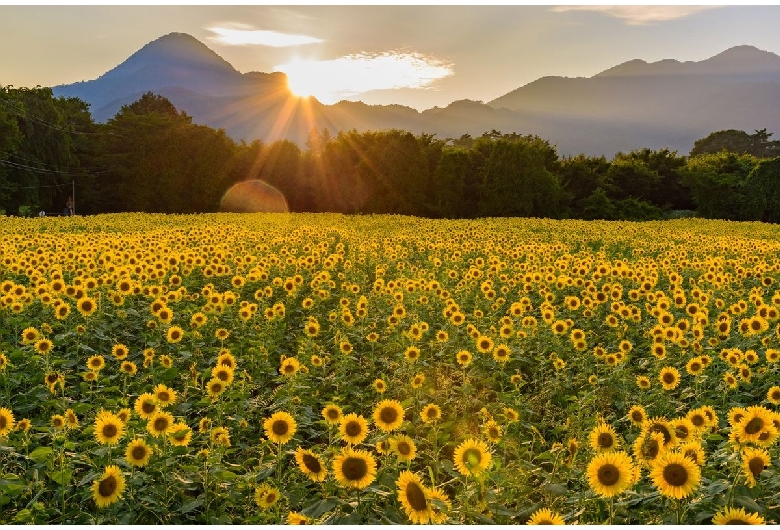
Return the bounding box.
[690,129,780,158]
[742,157,780,222]
[679,151,758,220]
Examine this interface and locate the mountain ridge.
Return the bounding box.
[51,33,780,157]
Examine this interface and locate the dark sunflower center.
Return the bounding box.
[745,417,764,435]
[265,492,276,503]
[272,420,289,436]
[154,418,169,431]
[748,457,765,477]
[725,520,749,525]
[397,441,411,455]
[326,409,339,420]
[210,382,223,393]
[47,374,58,383]
[345,421,362,437]
[489,427,500,438]
[691,415,705,427]
[103,424,118,438]
[341,456,368,481]
[158,392,170,402]
[380,407,398,424]
[284,364,295,373]
[631,411,644,422]
[98,475,117,497]
[662,373,675,384]
[131,446,147,460]
[302,453,321,473]
[217,371,229,381]
[406,481,428,511]
[649,424,672,445]
[0,416,6,428]
[598,433,614,448]
[691,362,701,371]
[675,426,689,439]
[142,402,155,414]
[597,463,620,486]
[463,448,482,468]
[662,463,688,486]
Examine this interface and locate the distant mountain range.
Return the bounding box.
[52,32,780,157]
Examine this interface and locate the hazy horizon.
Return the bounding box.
[2,4,780,110]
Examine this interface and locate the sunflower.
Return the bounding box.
[741,446,771,488]
[77,296,97,317]
[427,485,451,524]
[636,376,651,389]
[21,327,40,344]
[767,385,780,405]
[589,422,620,452]
[111,343,129,360]
[264,411,297,444]
[294,446,328,482]
[34,338,53,355]
[453,438,492,477]
[0,352,7,371]
[627,405,647,427]
[168,423,192,447]
[287,512,310,525]
[586,451,636,498]
[632,431,665,469]
[404,346,421,362]
[421,404,442,424]
[206,378,226,399]
[374,399,405,432]
[527,507,566,525]
[211,365,234,385]
[411,373,425,389]
[735,406,776,444]
[94,413,125,445]
[339,413,369,445]
[134,393,158,420]
[396,471,434,524]
[333,447,377,489]
[484,420,502,443]
[16,418,31,433]
[211,426,231,447]
[504,407,519,422]
[125,438,152,467]
[687,408,708,431]
[475,335,494,354]
[659,366,681,390]
[645,417,676,448]
[51,414,66,430]
[159,355,173,368]
[712,507,765,525]
[0,407,15,437]
[92,465,126,508]
[254,484,281,509]
[120,361,137,375]
[678,441,706,467]
[649,451,700,499]
[166,325,184,343]
[280,357,300,376]
[322,404,343,425]
[670,418,696,444]
[456,350,473,366]
[374,378,387,393]
[492,344,511,363]
[147,411,175,437]
[391,434,418,462]
[153,383,177,407]
[65,408,79,429]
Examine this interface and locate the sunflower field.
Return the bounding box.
[1,212,779,524]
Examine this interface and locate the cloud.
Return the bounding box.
[206,24,323,47]
[551,5,722,25]
[275,51,454,103]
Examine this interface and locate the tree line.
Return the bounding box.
[2,86,780,221]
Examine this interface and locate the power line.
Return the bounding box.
[7,152,105,172]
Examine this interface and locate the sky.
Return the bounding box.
[2,3,780,110]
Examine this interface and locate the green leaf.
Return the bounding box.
[49,468,73,485]
[28,446,53,463]
[14,509,34,523]
[180,497,204,514]
[301,497,339,518]
[543,482,569,496]
[734,495,762,513]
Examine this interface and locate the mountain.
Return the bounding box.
[52,34,780,157]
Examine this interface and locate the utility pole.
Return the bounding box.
[72,179,75,216]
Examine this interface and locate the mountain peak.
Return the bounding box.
[104,32,238,77]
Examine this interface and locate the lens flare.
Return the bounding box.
[220,180,289,213]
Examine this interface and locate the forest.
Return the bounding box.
[2,85,780,221]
